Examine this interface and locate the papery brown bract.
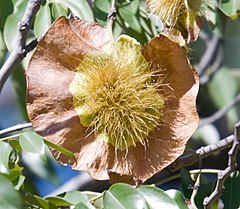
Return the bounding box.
[26,16,199,184]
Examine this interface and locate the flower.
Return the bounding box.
[26,16,199,184]
[146,0,207,43]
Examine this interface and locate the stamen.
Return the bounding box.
[70,36,165,150]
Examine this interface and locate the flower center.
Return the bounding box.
[70,36,165,150]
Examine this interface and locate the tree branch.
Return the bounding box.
[203,121,240,208]
[0,123,32,136]
[147,134,234,184]
[199,93,240,127]
[107,0,117,28]
[0,0,42,95]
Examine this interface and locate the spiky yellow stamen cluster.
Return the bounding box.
[70,36,164,150]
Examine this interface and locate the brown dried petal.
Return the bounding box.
[26,17,199,184]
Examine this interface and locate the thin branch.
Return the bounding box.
[203,121,240,208]
[0,0,42,95]
[0,123,32,136]
[199,93,240,127]
[147,134,234,184]
[107,0,117,28]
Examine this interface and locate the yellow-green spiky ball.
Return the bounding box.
[70,35,165,150]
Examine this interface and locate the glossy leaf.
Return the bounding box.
[193,174,215,209]
[222,171,240,209]
[34,3,52,37]
[93,0,110,25]
[0,141,13,173]
[58,0,93,20]
[24,194,50,209]
[44,139,76,162]
[46,191,95,208]
[3,0,28,51]
[19,131,45,157]
[51,2,68,19]
[220,0,240,18]
[118,1,142,33]
[103,183,147,209]
[0,29,6,66]
[181,168,194,199]
[45,196,72,206]
[0,175,23,209]
[0,0,13,29]
[74,203,91,209]
[137,185,179,209]
[103,183,179,209]
[166,190,189,209]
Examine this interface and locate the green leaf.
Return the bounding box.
[82,191,103,208]
[0,175,23,209]
[11,64,28,121]
[220,0,240,18]
[208,67,239,128]
[3,0,28,51]
[222,171,240,209]
[118,1,142,33]
[137,185,179,209]
[19,131,45,157]
[51,2,68,19]
[0,0,13,29]
[165,190,189,209]
[103,183,179,209]
[34,3,52,37]
[181,168,194,199]
[118,0,139,14]
[93,0,111,26]
[103,183,147,209]
[0,28,6,66]
[45,196,72,206]
[24,194,50,209]
[60,191,90,205]
[44,139,76,162]
[58,0,93,20]
[193,174,214,209]
[74,203,92,209]
[46,191,95,208]
[0,141,13,174]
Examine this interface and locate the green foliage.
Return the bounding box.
[222,171,240,208]
[3,0,28,51]
[220,0,240,18]
[34,2,52,37]
[103,183,182,209]
[0,175,23,209]
[57,0,93,20]
[0,0,13,29]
